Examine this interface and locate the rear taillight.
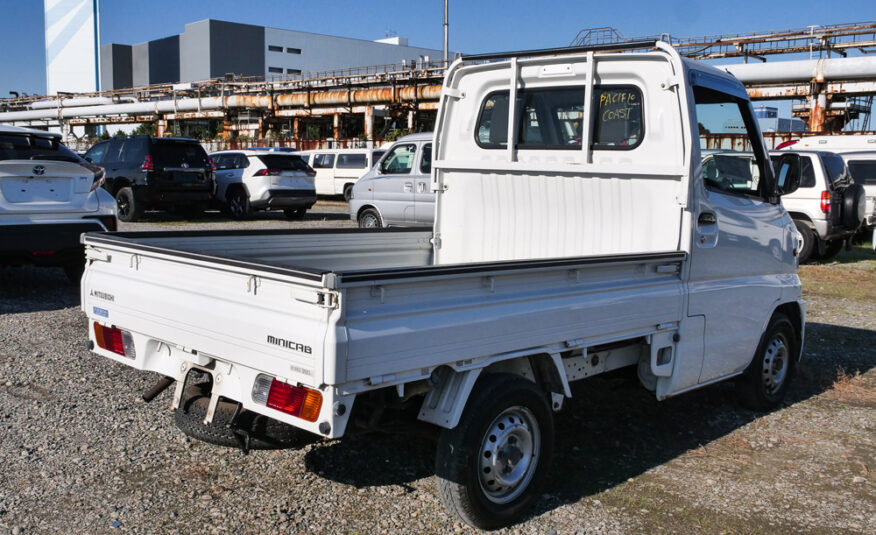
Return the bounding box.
[93,322,136,358]
[775,139,799,150]
[254,168,282,176]
[209,157,217,171]
[80,162,106,192]
[820,191,831,214]
[141,154,154,171]
[251,374,322,422]
[305,167,316,177]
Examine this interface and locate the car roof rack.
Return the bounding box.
[460,40,660,62]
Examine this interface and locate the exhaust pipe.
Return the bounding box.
[142,376,175,403]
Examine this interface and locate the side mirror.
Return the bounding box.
[84,156,93,163]
[775,153,801,196]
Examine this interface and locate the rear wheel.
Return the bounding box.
[115,187,142,222]
[174,385,312,450]
[435,374,553,530]
[793,220,815,264]
[813,239,844,262]
[343,183,354,202]
[283,207,306,220]
[358,208,382,228]
[736,313,797,411]
[226,188,251,220]
[63,259,85,285]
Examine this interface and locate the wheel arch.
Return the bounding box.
[774,301,805,362]
[357,204,385,224]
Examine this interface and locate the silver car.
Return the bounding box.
[349,133,433,228]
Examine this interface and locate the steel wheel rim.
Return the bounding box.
[478,406,540,504]
[229,195,243,217]
[762,332,789,395]
[361,213,379,228]
[117,196,129,218]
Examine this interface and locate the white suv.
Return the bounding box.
[0,125,117,283]
[769,150,866,263]
[837,151,876,232]
[210,150,316,220]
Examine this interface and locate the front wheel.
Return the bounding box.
[736,312,798,411]
[435,374,553,530]
[793,220,814,264]
[357,208,382,228]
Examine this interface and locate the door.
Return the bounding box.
[371,143,417,225]
[310,152,336,195]
[213,153,246,201]
[414,142,435,226]
[686,84,793,384]
[334,152,369,195]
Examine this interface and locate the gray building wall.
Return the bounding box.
[148,35,180,84]
[209,20,264,79]
[99,43,132,90]
[132,42,149,87]
[180,20,211,82]
[263,27,444,77]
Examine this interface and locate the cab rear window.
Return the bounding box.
[257,154,311,171]
[847,161,876,185]
[151,141,209,168]
[475,85,643,151]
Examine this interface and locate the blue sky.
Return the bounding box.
[0,0,873,98]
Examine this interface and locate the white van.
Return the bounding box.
[348,133,433,228]
[297,148,386,200]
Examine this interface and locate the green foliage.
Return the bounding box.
[384,129,411,142]
[132,122,156,136]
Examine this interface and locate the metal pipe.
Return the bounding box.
[30,97,114,109]
[443,0,449,64]
[718,56,876,84]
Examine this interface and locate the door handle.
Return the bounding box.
[417,182,427,193]
[404,182,412,192]
[698,212,717,226]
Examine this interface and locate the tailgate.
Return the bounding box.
[80,236,333,388]
[0,160,98,213]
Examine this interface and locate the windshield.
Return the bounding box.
[0,133,81,162]
[152,141,209,168]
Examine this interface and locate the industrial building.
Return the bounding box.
[100,19,446,90]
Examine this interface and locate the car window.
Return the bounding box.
[477,87,586,150]
[0,133,80,162]
[694,86,765,198]
[151,141,210,168]
[257,154,311,171]
[380,144,416,174]
[311,153,335,168]
[771,155,815,188]
[592,86,644,149]
[104,138,125,163]
[212,154,231,169]
[822,153,850,185]
[336,153,367,169]
[85,142,108,163]
[235,154,250,169]
[371,150,386,167]
[420,143,432,174]
[123,138,147,164]
[847,160,876,185]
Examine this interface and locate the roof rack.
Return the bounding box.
[460,40,659,62]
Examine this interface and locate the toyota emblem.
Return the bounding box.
[32,165,46,176]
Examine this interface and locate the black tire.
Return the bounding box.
[226,188,251,220]
[793,220,815,264]
[63,259,85,285]
[283,207,306,220]
[735,313,798,411]
[343,183,354,202]
[174,385,313,450]
[812,239,844,262]
[115,187,142,222]
[357,207,382,229]
[435,374,553,530]
[841,183,866,230]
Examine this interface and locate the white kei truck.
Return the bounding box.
[80,41,806,529]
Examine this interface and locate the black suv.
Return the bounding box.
[84,136,215,221]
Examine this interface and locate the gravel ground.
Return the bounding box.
[0,211,873,535]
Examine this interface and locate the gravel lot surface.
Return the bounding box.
[0,208,873,535]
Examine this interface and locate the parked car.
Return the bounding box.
[210,150,316,220]
[81,43,806,529]
[298,148,386,200]
[349,133,433,228]
[769,150,866,263]
[0,125,116,283]
[777,134,876,152]
[83,135,215,222]
[836,151,876,233]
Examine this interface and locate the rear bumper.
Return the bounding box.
[134,185,214,206]
[251,189,317,210]
[0,220,108,266]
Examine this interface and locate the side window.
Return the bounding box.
[847,160,876,185]
[371,150,385,167]
[336,154,367,169]
[694,86,766,198]
[419,143,432,174]
[124,139,147,164]
[312,153,335,169]
[212,154,230,169]
[593,86,644,149]
[104,138,125,163]
[235,154,250,169]
[801,157,816,188]
[477,93,510,147]
[380,144,416,174]
[85,142,107,163]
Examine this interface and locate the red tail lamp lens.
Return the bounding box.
[775,140,799,150]
[93,322,135,358]
[820,191,831,213]
[141,154,154,171]
[266,379,322,422]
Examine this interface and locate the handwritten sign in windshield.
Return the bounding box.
[594,87,643,148]
[598,88,639,122]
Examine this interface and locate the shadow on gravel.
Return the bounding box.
[0,265,79,314]
[303,322,876,522]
